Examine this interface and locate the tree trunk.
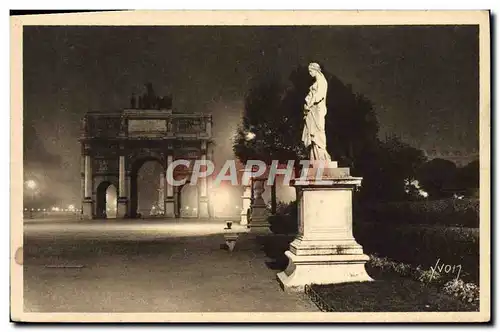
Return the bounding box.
[271,182,277,214]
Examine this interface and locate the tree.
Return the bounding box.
[357,136,427,201]
[232,78,302,164]
[456,159,479,197]
[417,158,458,198]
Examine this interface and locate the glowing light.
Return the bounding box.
[24,208,27,211]
[43,208,46,212]
[245,131,256,141]
[26,180,37,190]
[68,204,75,211]
[404,179,429,198]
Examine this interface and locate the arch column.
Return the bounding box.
[198,140,210,218]
[116,155,128,218]
[126,172,132,216]
[164,154,176,218]
[81,152,94,219]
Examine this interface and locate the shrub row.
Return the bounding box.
[269,199,479,282]
[268,214,479,283]
[356,198,479,227]
[354,222,479,283]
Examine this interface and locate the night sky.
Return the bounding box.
[23,25,479,206]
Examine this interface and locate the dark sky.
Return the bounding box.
[23,25,479,206]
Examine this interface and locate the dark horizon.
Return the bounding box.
[23,25,479,206]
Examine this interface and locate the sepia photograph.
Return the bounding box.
[10,10,490,323]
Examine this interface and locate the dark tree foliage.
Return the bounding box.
[358,136,427,201]
[233,65,427,202]
[417,158,458,198]
[233,76,305,164]
[456,160,479,196]
[418,159,480,198]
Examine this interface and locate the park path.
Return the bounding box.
[23,218,317,312]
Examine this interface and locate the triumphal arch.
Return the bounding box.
[79,98,213,219]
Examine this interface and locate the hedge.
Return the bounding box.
[356,198,479,227]
[353,222,479,283]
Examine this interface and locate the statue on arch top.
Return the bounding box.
[301,62,332,162]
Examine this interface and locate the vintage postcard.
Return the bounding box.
[10,10,490,323]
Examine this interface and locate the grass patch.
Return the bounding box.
[309,278,478,312]
[259,233,479,312]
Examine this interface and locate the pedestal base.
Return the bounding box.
[277,251,372,292]
[164,199,175,218]
[249,205,270,233]
[117,198,128,218]
[198,198,209,218]
[240,212,249,226]
[249,223,271,234]
[82,199,93,220]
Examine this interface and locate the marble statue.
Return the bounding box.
[302,62,332,161]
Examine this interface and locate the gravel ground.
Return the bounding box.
[23,219,317,312]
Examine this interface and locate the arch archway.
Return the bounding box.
[129,157,165,218]
[96,181,118,219]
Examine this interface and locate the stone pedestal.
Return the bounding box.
[277,162,372,292]
[117,198,128,218]
[240,185,252,226]
[198,197,210,218]
[82,198,93,220]
[249,177,270,233]
[164,199,175,218]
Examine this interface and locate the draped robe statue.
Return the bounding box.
[301,63,332,161]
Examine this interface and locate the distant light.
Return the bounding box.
[37,208,41,211]
[31,208,34,211]
[235,205,239,209]
[245,131,256,141]
[152,206,156,210]
[24,208,27,211]
[26,180,37,190]
[43,208,46,212]
[68,204,75,211]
